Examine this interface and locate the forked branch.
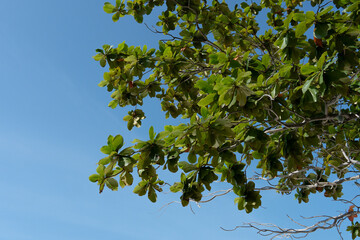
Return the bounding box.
[221,210,360,239]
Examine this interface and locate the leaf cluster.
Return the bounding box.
[91,0,360,237]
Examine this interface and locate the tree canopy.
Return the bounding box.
[90,0,360,238]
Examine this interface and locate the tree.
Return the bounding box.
[89,0,360,238]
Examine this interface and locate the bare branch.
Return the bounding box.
[221,210,360,239]
[198,189,233,203]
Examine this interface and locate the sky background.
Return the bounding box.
[0,1,356,239]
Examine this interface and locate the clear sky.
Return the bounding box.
[0,1,356,239]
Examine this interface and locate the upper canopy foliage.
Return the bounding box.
[90,0,360,238]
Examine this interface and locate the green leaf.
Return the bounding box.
[104,3,115,13]
[125,55,137,62]
[170,182,183,192]
[237,86,253,107]
[163,47,172,58]
[100,145,112,155]
[280,36,288,49]
[96,164,105,175]
[237,71,252,81]
[300,64,317,75]
[318,6,333,17]
[302,79,313,93]
[133,181,148,196]
[237,91,247,107]
[217,52,228,63]
[201,107,209,118]
[148,187,157,202]
[271,83,279,99]
[93,53,104,61]
[293,13,306,22]
[112,135,124,152]
[107,135,114,146]
[279,65,293,78]
[112,12,121,22]
[317,52,327,69]
[209,54,219,64]
[149,126,155,140]
[123,115,132,121]
[104,161,115,176]
[308,88,318,102]
[236,197,246,210]
[89,174,99,182]
[198,93,217,107]
[295,21,308,37]
[119,147,135,156]
[98,80,107,87]
[325,165,330,176]
[98,156,110,165]
[230,60,241,68]
[328,126,336,134]
[262,54,271,68]
[108,100,118,109]
[127,121,134,131]
[103,44,111,51]
[195,79,216,93]
[305,11,315,22]
[284,11,294,29]
[124,172,134,186]
[134,14,143,23]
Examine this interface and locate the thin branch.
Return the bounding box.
[265,114,359,134]
[255,175,360,192]
[198,189,233,203]
[221,210,359,239]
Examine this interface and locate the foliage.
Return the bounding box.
[90,0,360,237]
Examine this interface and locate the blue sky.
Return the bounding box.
[0,1,356,239]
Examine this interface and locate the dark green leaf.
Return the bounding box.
[178,161,197,173]
[100,58,106,67]
[188,151,197,163]
[314,23,329,39]
[105,178,118,190]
